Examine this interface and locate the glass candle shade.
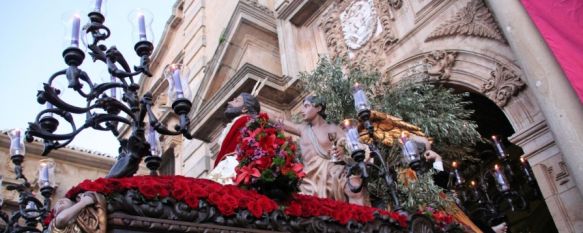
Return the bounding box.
[400,132,421,167]
[146,124,162,157]
[342,119,365,153]
[9,129,25,156]
[128,8,155,44]
[38,160,56,188]
[163,64,192,102]
[491,135,508,160]
[493,164,511,192]
[352,83,370,114]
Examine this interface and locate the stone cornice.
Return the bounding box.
[275,0,305,20]
[194,0,276,113]
[190,63,286,142]
[0,132,115,170]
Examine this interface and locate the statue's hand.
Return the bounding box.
[424,150,441,162]
[77,192,97,206]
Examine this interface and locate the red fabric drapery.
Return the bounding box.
[520,0,583,103]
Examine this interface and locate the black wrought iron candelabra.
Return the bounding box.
[342,83,402,210]
[1,5,194,231]
[451,136,538,226]
[0,129,55,233]
[25,8,193,178]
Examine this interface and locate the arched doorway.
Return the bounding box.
[457,90,557,233]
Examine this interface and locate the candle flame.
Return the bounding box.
[471,180,476,186]
[520,157,526,163]
[452,161,458,168]
[494,164,500,170]
[492,135,497,140]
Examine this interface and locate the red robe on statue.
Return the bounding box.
[214,114,252,167]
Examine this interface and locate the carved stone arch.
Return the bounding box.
[386,49,537,133]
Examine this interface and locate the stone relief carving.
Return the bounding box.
[480,63,525,107]
[425,0,505,43]
[241,0,274,17]
[340,0,378,50]
[321,0,399,69]
[424,50,457,80]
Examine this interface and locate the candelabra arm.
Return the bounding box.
[106,46,134,79]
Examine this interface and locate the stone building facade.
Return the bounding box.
[136,0,583,232]
[0,131,114,229]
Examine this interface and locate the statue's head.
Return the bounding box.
[224,92,261,121]
[302,95,327,122]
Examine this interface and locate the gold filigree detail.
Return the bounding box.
[359,110,426,146]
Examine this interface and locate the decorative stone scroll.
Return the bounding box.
[424,50,457,80]
[321,0,399,69]
[480,63,525,107]
[425,0,505,43]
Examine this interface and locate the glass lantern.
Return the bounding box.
[342,119,366,162]
[38,160,56,188]
[352,83,370,114]
[400,132,422,171]
[146,124,162,157]
[9,129,25,157]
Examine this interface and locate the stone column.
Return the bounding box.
[484,0,583,196]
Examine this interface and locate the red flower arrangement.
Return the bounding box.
[234,113,304,199]
[64,176,460,229]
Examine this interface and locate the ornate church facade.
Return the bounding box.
[135,0,582,232]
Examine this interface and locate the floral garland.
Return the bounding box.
[234,113,304,189]
[61,176,460,228]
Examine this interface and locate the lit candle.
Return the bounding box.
[470,180,480,198]
[94,0,103,13]
[138,12,147,41]
[71,14,81,47]
[39,163,50,187]
[9,129,23,156]
[172,67,184,99]
[452,161,464,186]
[494,164,510,192]
[352,83,370,112]
[491,135,507,159]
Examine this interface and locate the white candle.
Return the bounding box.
[94,0,103,12]
[138,12,147,41]
[492,136,506,159]
[39,164,50,187]
[110,76,117,99]
[352,83,369,112]
[147,126,160,156]
[494,165,510,192]
[172,68,184,99]
[71,14,81,47]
